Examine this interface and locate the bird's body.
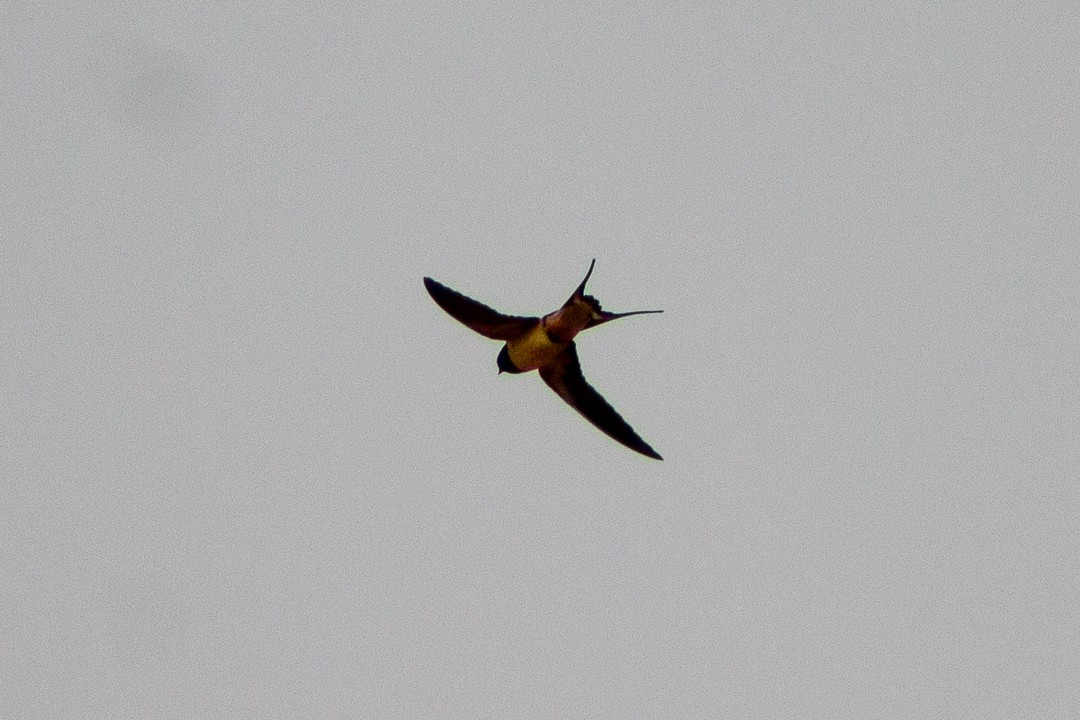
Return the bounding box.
[503,301,592,371]
[423,259,663,460]
[504,322,564,372]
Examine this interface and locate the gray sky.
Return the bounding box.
[4,3,1078,717]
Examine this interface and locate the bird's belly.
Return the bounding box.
[506,325,564,371]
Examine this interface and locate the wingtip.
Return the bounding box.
[423,276,447,295]
[641,446,664,461]
[625,438,663,460]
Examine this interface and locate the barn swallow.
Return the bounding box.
[423,259,663,460]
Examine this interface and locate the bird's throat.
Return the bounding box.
[506,323,568,372]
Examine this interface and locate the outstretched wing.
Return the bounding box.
[538,343,662,460]
[424,277,538,340]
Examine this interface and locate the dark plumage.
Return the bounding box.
[424,260,663,460]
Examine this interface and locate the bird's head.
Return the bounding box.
[496,345,523,374]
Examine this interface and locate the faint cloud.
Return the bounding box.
[128,57,212,145]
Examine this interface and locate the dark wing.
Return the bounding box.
[538,343,662,460]
[424,277,538,340]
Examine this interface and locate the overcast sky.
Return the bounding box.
[4,3,1078,717]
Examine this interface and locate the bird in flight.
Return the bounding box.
[423,259,663,460]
